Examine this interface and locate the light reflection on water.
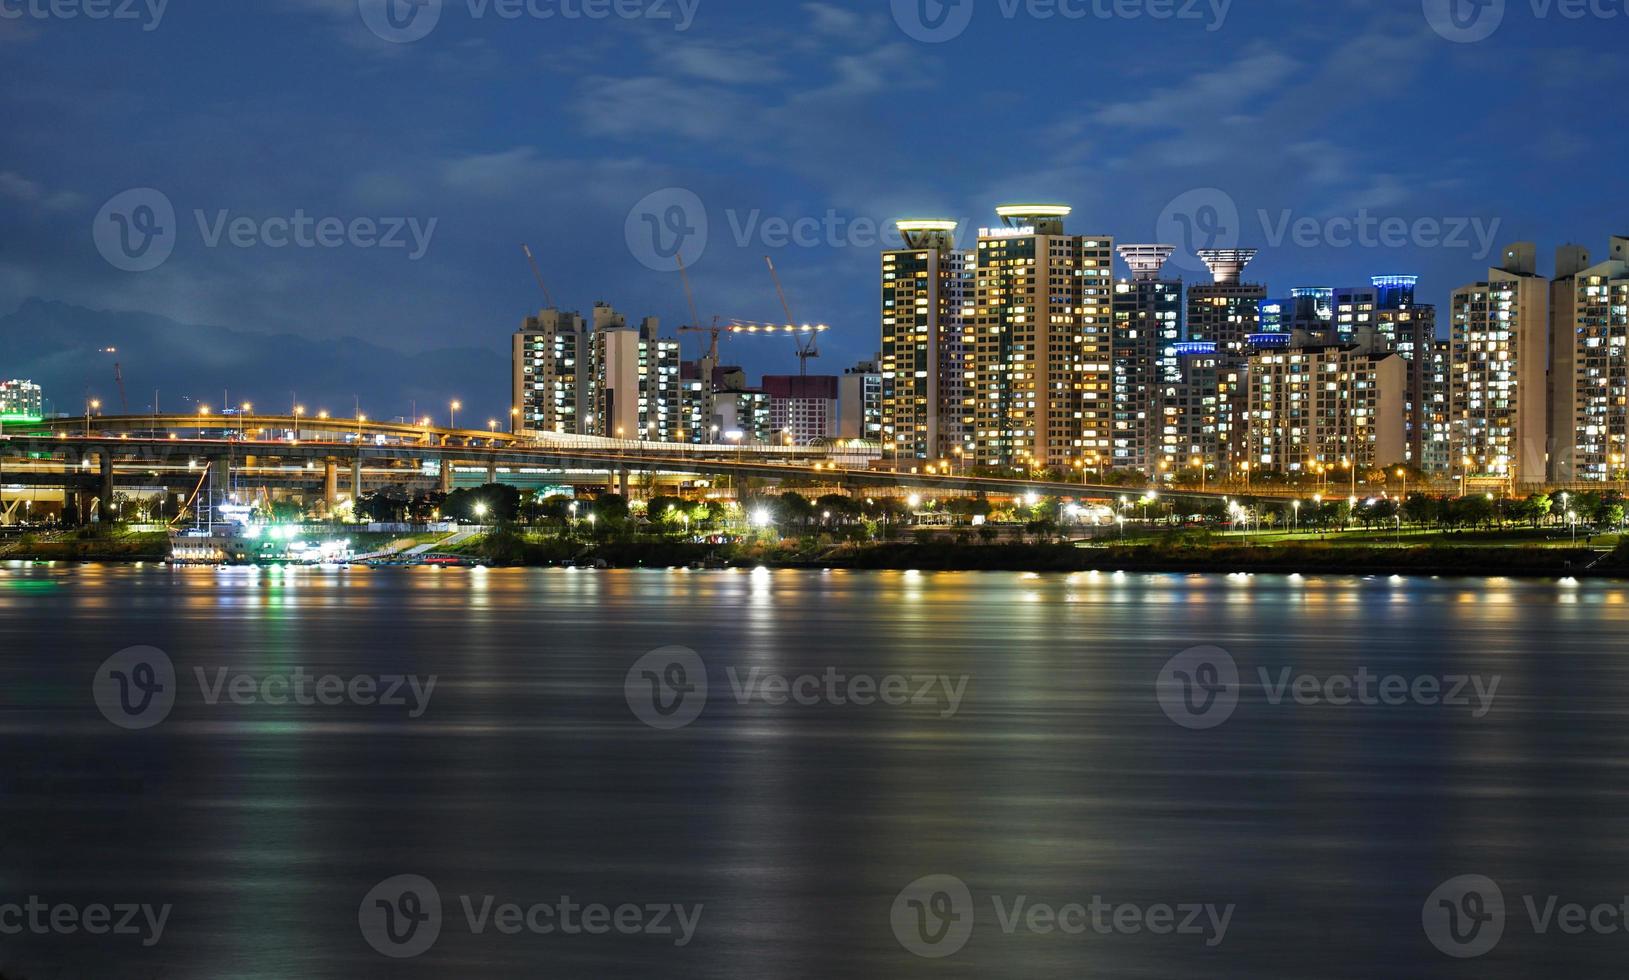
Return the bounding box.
[0,565,1626,978]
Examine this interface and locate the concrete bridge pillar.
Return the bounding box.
[211,455,232,490]
[324,459,340,508]
[61,450,80,526]
[486,459,499,486]
[439,459,454,495]
[618,466,630,499]
[352,456,364,501]
[98,452,115,523]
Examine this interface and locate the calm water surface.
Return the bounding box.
[2,564,1628,978]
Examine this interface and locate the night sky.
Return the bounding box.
[2,0,1624,419]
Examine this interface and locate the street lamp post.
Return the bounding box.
[84,399,100,437]
[449,400,461,432]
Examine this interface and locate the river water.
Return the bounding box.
[1,564,1626,978]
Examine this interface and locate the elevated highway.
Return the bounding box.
[2,435,1246,528]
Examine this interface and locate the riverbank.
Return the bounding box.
[451,534,1628,579]
[5,531,1625,578]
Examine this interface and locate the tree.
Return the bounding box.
[358,491,409,523]
[774,492,816,527]
[646,495,686,525]
[443,484,522,523]
[592,492,630,525]
[409,491,446,522]
[531,495,575,531]
[815,494,863,524]
[1525,493,1553,527]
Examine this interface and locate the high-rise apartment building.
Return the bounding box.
[590,304,681,442]
[1248,343,1407,475]
[764,375,839,445]
[839,358,883,442]
[1112,244,1183,475]
[1188,250,1266,361]
[1370,276,1439,469]
[1333,285,1379,342]
[971,205,1114,469]
[713,388,773,444]
[1423,339,1455,474]
[512,309,590,436]
[1159,342,1233,473]
[0,379,44,420]
[1186,249,1263,475]
[1450,243,1549,485]
[1548,245,1592,482]
[881,221,973,462]
[1559,237,1629,483]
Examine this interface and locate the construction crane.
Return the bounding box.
[520,244,557,309]
[671,254,831,370]
[764,256,825,375]
[673,253,724,361]
[99,347,129,412]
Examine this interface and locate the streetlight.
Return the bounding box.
[1292,499,1301,534]
[449,400,462,431]
[292,405,306,442]
[84,398,101,436]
